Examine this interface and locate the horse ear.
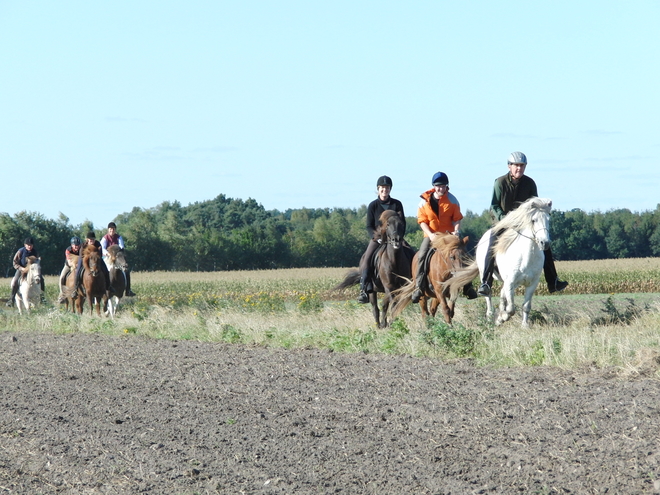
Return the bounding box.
[462,236,469,245]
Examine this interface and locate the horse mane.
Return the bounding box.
[377,210,402,239]
[107,244,122,257]
[493,197,552,253]
[83,244,100,256]
[430,232,462,254]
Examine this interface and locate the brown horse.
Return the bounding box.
[392,233,469,324]
[335,210,413,328]
[81,245,108,316]
[104,244,127,318]
[61,253,83,313]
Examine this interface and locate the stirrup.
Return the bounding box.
[477,283,491,297]
[357,291,369,304]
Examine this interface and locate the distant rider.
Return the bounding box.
[100,222,136,296]
[57,236,83,303]
[7,237,45,306]
[72,232,114,298]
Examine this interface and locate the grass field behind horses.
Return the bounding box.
[3,259,660,375]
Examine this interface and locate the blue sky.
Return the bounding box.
[2,1,659,227]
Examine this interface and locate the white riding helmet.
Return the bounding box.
[508,151,527,165]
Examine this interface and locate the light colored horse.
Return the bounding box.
[444,197,552,327]
[104,245,127,318]
[15,256,42,315]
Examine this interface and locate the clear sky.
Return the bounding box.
[2,1,659,227]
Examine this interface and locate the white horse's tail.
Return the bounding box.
[442,261,480,302]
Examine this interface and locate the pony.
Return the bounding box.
[14,256,42,315]
[335,210,413,328]
[391,233,470,324]
[104,244,127,318]
[444,197,552,327]
[61,253,82,313]
[81,245,108,316]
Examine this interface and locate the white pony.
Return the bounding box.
[444,197,552,327]
[14,256,43,315]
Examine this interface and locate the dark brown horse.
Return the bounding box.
[104,245,127,318]
[335,210,413,328]
[392,233,469,324]
[81,245,108,316]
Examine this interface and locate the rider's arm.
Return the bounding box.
[490,179,505,221]
[117,235,125,250]
[100,236,109,256]
[12,249,22,269]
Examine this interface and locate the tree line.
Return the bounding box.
[3,194,660,276]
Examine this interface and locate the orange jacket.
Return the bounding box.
[417,189,463,236]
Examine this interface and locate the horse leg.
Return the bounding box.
[485,296,495,321]
[429,297,439,317]
[496,284,516,325]
[436,294,453,324]
[520,283,539,328]
[369,292,380,327]
[419,296,430,318]
[379,290,392,328]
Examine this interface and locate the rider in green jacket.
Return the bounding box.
[477,152,568,297]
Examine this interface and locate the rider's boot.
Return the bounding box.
[357,270,369,304]
[411,238,430,303]
[463,283,478,300]
[478,232,497,297]
[124,271,136,297]
[6,284,18,307]
[72,266,83,299]
[543,248,569,293]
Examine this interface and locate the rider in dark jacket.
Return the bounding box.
[7,237,45,307]
[357,176,408,303]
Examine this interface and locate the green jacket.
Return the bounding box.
[490,173,538,221]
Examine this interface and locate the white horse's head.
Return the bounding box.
[529,203,551,251]
[494,197,553,251]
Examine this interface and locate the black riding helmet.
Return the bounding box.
[70,236,81,245]
[377,175,393,187]
[24,237,35,246]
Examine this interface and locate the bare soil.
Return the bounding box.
[1,331,660,494]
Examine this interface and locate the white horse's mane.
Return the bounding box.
[493,197,552,254]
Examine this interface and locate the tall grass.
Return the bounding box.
[2,261,660,375]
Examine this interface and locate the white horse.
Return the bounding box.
[444,197,552,327]
[15,256,43,315]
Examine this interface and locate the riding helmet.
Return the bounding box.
[377,175,393,187]
[507,151,527,165]
[70,236,81,245]
[23,237,35,246]
[108,222,117,229]
[432,172,449,186]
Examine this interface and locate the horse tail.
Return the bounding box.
[333,270,361,291]
[442,261,480,302]
[389,277,416,319]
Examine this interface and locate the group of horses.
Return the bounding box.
[13,244,130,317]
[336,197,554,328]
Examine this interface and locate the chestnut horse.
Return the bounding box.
[335,210,413,328]
[392,233,469,324]
[62,253,82,313]
[81,245,108,316]
[104,244,127,318]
